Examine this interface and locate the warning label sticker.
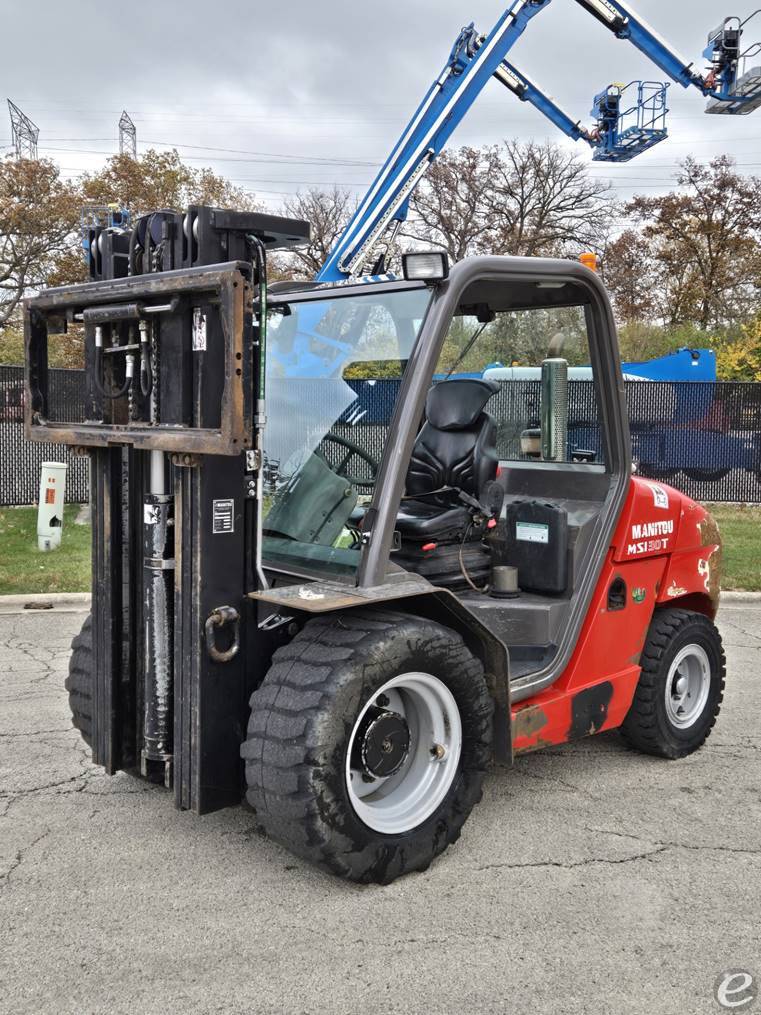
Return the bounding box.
[649,483,670,510]
[192,308,208,352]
[516,521,550,545]
[213,499,235,535]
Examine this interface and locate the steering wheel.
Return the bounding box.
[319,433,380,488]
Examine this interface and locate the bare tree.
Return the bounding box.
[282,186,358,278]
[485,140,611,256]
[404,147,496,262]
[408,141,612,261]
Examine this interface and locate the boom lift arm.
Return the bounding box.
[318,0,761,283]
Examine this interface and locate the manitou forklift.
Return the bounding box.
[25,209,725,883]
[25,0,748,883]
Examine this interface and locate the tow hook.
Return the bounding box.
[205,606,241,663]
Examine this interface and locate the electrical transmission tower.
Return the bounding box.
[119,111,137,158]
[7,99,39,159]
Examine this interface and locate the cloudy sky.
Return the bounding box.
[1,0,759,209]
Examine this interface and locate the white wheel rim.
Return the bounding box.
[664,644,712,730]
[345,673,463,835]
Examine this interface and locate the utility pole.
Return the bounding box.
[119,110,137,158]
[7,99,39,160]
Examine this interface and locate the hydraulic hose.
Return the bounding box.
[92,326,134,401]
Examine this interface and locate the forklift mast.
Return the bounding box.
[25,208,310,814]
[319,0,761,283]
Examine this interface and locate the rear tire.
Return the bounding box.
[241,609,493,884]
[65,614,93,747]
[684,469,730,483]
[621,608,725,759]
[637,464,677,482]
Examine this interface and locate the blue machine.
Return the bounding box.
[81,204,131,257]
[319,1,761,283]
[622,348,718,384]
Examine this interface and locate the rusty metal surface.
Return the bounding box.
[24,263,252,457]
[700,510,724,612]
[249,575,435,613]
[512,703,550,744]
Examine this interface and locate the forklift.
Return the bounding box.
[25,0,749,882]
[24,206,725,884]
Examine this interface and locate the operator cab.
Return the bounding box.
[390,272,619,682]
[261,257,628,695]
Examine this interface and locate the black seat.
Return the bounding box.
[397,378,501,544]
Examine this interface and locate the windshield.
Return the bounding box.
[262,286,433,579]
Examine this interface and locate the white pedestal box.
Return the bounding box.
[37,462,68,551]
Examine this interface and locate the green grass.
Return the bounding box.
[707,504,761,593]
[0,502,759,596]
[0,506,91,596]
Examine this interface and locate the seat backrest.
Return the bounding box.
[406,379,500,500]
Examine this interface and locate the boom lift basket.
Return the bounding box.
[592,80,669,162]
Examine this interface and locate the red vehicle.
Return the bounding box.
[26,212,724,884]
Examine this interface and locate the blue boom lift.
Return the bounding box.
[319,0,761,283]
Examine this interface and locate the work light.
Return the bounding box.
[401,252,450,282]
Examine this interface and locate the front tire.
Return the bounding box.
[241,609,493,884]
[621,608,725,759]
[65,614,94,747]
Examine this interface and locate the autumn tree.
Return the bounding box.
[408,141,612,260]
[600,230,657,325]
[621,156,761,330]
[0,158,83,328]
[282,186,358,277]
[715,317,761,381]
[81,149,259,218]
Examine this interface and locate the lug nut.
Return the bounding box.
[431,744,447,761]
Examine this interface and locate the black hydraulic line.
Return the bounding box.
[92,328,134,401]
[128,224,140,276]
[139,352,153,398]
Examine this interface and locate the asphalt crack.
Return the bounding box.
[474,845,669,873]
[0,827,51,888]
[512,765,600,801]
[585,825,761,858]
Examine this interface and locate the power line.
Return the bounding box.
[38,144,380,168]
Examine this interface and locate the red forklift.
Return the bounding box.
[24,206,724,883]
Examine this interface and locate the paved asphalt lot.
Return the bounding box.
[1,606,760,1015]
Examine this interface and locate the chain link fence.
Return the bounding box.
[1,365,89,506]
[3,365,761,505]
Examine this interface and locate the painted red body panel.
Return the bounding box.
[511,478,721,754]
